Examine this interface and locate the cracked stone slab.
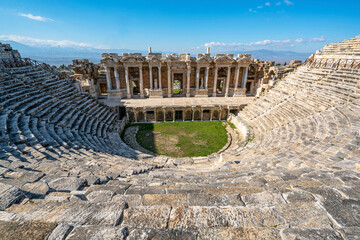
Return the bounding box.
[187,193,245,206]
[168,205,286,229]
[122,206,172,229]
[0,220,57,240]
[281,228,343,240]
[127,228,198,240]
[20,201,127,225]
[48,177,87,192]
[141,194,187,206]
[47,223,74,240]
[0,183,25,210]
[242,192,285,207]
[66,225,128,240]
[197,227,281,240]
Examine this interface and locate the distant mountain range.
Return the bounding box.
[2,40,311,66]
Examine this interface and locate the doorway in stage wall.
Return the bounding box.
[131,80,140,96]
[216,78,225,94]
[173,73,183,95]
[99,83,107,95]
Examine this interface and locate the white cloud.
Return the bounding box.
[249,8,257,13]
[19,13,54,22]
[0,35,107,49]
[276,2,282,5]
[203,36,327,49]
[265,2,271,6]
[257,5,264,9]
[283,0,294,5]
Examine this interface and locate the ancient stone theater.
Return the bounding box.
[0,35,359,239]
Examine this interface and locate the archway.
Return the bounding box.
[212,110,219,120]
[203,110,211,121]
[194,110,201,121]
[137,111,145,122]
[185,110,192,121]
[157,111,164,122]
[166,111,173,121]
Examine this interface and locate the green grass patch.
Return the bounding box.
[132,121,229,158]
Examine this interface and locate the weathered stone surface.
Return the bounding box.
[21,181,50,197]
[282,191,315,203]
[86,184,129,195]
[197,227,281,240]
[187,193,244,206]
[168,206,286,229]
[20,201,127,225]
[304,187,360,227]
[242,192,285,207]
[48,177,87,192]
[338,227,360,240]
[122,206,172,229]
[47,223,74,240]
[66,225,128,240]
[141,194,187,206]
[112,194,142,206]
[126,186,166,195]
[128,228,198,240]
[87,190,115,203]
[281,228,343,240]
[0,220,57,240]
[0,183,25,210]
[275,203,332,228]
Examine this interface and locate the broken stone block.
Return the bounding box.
[48,177,87,192]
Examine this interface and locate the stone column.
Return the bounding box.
[114,66,120,90]
[134,110,138,122]
[201,109,204,121]
[144,110,147,122]
[155,110,157,122]
[213,66,218,97]
[105,66,112,91]
[124,66,131,98]
[234,65,240,90]
[149,64,153,90]
[196,66,200,90]
[182,110,185,122]
[205,66,209,89]
[210,110,213,121]
[219,108,222,121]
[192,108,194,121]
[158,65,162,90]
[241,66,249,89]
[186,64,191,97]
[167,63,171,97]
[139,66,144,98]
[225,66,231,97]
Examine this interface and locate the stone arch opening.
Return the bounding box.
[185,110,192,121]
[146,111,155,122]
[137,111,145,122]
[212,110,219,120]
[194,110,201,121]
[166,111,173,121]
[203,110,211,121]
[221,109,228,120]
[157,111,164,122]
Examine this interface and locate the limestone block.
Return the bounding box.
[187,194,244,206]
[21,181,50,197]
[47,224,74,240]
[48,177,87,192]
[242,192,285,207]
[197,227,281,240]
[0,183,25,210]
[141,194,187,206]
[128,228,198,240]
[281,228,343,240]
[87,190,115,203]
[122,206,172,229]
[66,225,128,240]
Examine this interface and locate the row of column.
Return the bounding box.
[131,108,234,122]
[105,64,249,97]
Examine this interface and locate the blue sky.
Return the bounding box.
[0,0,359,53]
